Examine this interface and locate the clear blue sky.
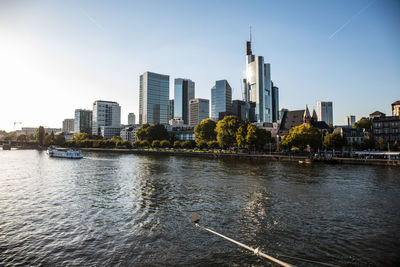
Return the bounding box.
[0,0,399,131]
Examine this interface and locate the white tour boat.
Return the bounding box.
[47,146,83,159]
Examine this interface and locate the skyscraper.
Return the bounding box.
[174,79,195,124]
[62,119,74,133]
[271,81,279,122]
[139,71,169,125]
[74,109,92,134]
[211,80,232,120]
[317,101,333,125]
[189,98,209,126]
[168,99,174,121]
[346,115,356,127]
[128,113,136,125]
[92,100,121,137]
[243,39,274,123]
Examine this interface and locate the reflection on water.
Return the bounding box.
[0,150,399,266]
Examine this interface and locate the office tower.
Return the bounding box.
[232,100,247,121]
[211,80,232,120]
[346,115,356,127]
[243,39,274,123]
[139,71,169,125]
[62,119,74,133]
[174,79,195,124]
[92,100,121,138]
[317,101,333,125]
[74,109,92,134]
[271,81,279,122]
[189,98,210,126]
[128,113,136,125]
[168,99,174,121]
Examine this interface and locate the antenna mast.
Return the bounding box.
[250,25,252,42]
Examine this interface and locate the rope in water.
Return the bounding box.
[277,254,342,267]
[195,223,294,267]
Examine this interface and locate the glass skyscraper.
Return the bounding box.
[189,98,209,126]
[243,40,276,123]
[168,99,174,121]
[74,109,92,134]
[211,80,232,120]
[317,101,333,125]
[174,78,195,124]
[139,71,169,125]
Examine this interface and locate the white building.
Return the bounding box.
[169,118,185,126]
[128,113,136,125]
[120,125,140,142]
[317,101,333,126]
[18,127,62,137]
[92,100,121,138]
[62,119,74,133]
[345,115,356,127]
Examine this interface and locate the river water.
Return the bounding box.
[0,150,399,266]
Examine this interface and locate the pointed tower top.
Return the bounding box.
[304,105,311,118]
[311,109,318,120]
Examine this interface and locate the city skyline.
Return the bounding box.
[0,0,399,131]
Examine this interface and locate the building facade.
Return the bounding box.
[174,78,195,124]
[392,101,400,116]
[211,80,232,120]
[128,113,136,125]
[168,99,174,121]
[62,119,74,133]
[243,40,273,123]
[317,101,333,125]
[19,127,62,137]
[120,125,140,142]
[271,82,279,122]
[371,111,400,145]
[232,100,247,121]
[189,98,209,126]
[139,72,169,125]
[92,100,121,137]
[345,115,356,127]
[74,109,92,134]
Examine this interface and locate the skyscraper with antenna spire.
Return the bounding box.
[243,29,278,123]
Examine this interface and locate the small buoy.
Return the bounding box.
[191,213,200,223]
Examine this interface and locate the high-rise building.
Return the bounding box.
[345,115,356,127]
[62,119,74,133]
[168,99,174,121]
[128,113,136,125]
[74,109,92,134]
[189,98,209,126]
[174,79,195,124]
[317,101,333,125]
[271,81,279,122]
[139,71,169,125]
[232,100,247,121]
[243,39,274,123]
[211,80,232,120]
[92,100,121,137]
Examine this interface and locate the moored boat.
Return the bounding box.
[47,146,83,159]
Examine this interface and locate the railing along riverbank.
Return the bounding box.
[79,148,400,167]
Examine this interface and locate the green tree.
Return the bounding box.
[136,124,151,141]
[36,126,45,145]
[148,124,169,141]
[281,124,322,151]
[194,119,217,146]
[43,135,54,146]
[196,140,208,149]
[255,128,271,150]
[353,117,372,130]
[140,140,150,148]
[54,134,66,146]
[132,140,141,148]
[236,124,248,148]
[73,132,89,141]
[181,140,194,148]
[111,136,122,142]
[323,131,347,150]
[376,137,387,151]
[152,140,161,148]
[173,140,181,148]
[160,140,170,148]
[16,134,27,142]
[207,140,219,149]
[215,115,241,148]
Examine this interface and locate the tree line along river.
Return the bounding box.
[0,149,399,266]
